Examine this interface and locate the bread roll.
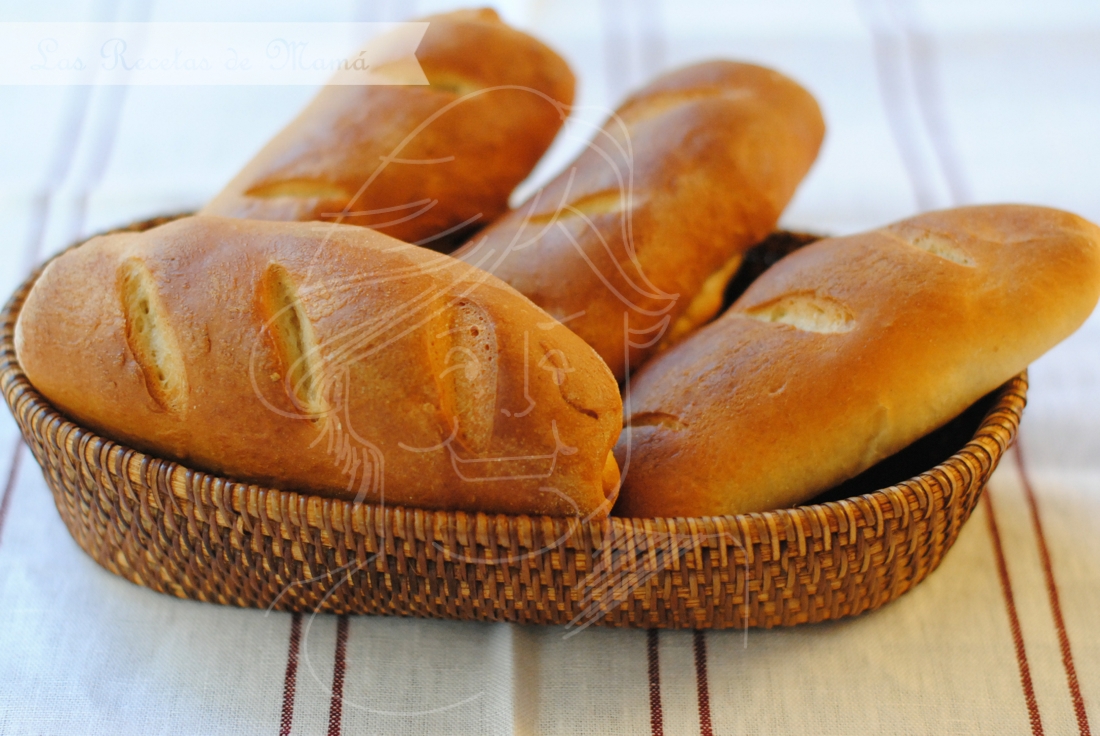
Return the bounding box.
[15,216,622,518]
[614,205,1100,517]
[202,8,575,250]
[453,60,824,380]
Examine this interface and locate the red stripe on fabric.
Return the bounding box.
[693,630,714,736]
[985,491,1045,736]
[1016,445,1092,735]
[646,629,663,736]
[327,615,350,736]
[278,613,303,736]
[0,439,25,551]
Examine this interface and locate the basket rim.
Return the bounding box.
[0,215,1027,538]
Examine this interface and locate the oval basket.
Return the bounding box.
[0,217,1027,629]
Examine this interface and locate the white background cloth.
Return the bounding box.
[1,0,1100,733]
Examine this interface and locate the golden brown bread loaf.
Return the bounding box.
[202,8,575,250]
[15,216,622,518]
[453,60,825,380]
[614,205,1100,517]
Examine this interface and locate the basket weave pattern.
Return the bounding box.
[0,219,1026,629]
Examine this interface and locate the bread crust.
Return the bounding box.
[453,60,824,379]
[614,205,1100,517]
[15,216,622,518]
[202,9,575,250]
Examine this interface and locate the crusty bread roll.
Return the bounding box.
[202,8,574,250]
[453,60,824,380]
[614,205,1100,517]
[15,216,622,518]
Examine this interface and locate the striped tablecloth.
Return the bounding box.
[2,0,1100,733]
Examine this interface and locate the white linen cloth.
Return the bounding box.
[1,0,1099,733]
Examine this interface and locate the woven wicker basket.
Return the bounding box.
[0,217,1027,629]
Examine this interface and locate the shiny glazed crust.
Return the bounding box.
[615,205,1100,516]
[454,60,825,379]
[202,9,575,249]
[15,216,622,518]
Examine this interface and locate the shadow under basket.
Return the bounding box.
[0,218,1027,629]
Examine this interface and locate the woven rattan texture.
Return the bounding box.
[0,218,1027,629]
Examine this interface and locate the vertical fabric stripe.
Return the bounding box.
[985,491,1045,736]
[20,0,116,271]
[636,0,666,80]
[278,613,303,736]
[599,0,667,103]
[647,628,664,736]
[51,0,148,256]
[599,0,632,103]
[857,0,942,210]
[893,0,973,204]
[693,630,714,736]
[327,615,350,736]
[21,89,91,273]
[1016,445,1092,736]
[0,440,25,552]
